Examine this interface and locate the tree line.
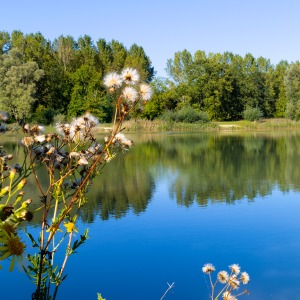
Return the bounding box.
[0,30,154,124]
[145,50,300,121]
[1,31,300,124]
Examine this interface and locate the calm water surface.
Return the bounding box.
[2,131,300,299]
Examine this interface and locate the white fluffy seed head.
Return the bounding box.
[121,68,139,85]
[140,83,152,100]
[122,87,138,102]
[103,72,123,89]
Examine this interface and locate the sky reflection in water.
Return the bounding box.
[2,132,300,300]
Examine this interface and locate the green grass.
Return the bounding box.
[8,118,300,137]
[118,118,300,132]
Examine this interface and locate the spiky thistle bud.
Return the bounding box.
[17,179,27,190]
[9,169,16,180]
[0,186,10,197]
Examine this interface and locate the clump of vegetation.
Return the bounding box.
[242,107,263,121]
[31,105,57,125]
[161,107,210,123]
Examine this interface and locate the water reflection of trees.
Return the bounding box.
[3,137,156,223]
[4,131,300,222]
[159,132,300,207]
[80,153,155,222]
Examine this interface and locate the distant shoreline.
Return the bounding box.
[94,118,300,133]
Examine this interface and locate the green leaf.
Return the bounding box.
[71,229,89,253]
[24,230,39,248]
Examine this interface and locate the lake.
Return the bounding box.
[1,130,300,299]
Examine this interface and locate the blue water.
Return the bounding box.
[3,183,300,299]
[62,183,300,300]
[2,132,300,299]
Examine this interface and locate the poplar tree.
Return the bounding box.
[0,49,44,122]
[285,63,300,120]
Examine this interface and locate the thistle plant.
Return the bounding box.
[202,263,250,300]
[0,68,152,300]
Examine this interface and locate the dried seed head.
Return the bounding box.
[240,272,250,284]
[23,124,30,133]
[78,157,89,166]
[34,135,46,143]
[22,137,34,147]
[46,147,56,155]
[229,264,240,275]
[228,275,240,290]
[218,271,229,284]
[222,291,237,300]
[24,211,34,222]
[69,152,80,158]
[202,263,215,274]
[37,125,45,133]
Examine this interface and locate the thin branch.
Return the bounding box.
[58,231,73,279]
[160,282,175,300]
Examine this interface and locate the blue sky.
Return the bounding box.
[1,0,300,77]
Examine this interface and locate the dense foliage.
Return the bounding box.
[0,31,299,123]
[0,31,154,124]
[163,50,299,121]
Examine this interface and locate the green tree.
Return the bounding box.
[110,40,127,71]
[274,61,289,118]
[240,54,263,109]
[0,31,10,54]
[124,44,154,82]
[52,35,78,72]
[77,35,97,67]
[141,78,166,119]
[67,65,102,117]
[21,32,70,115]
[97,38,113,75]
[10,30,26,55]
[285,63,300,120]
[0,49,44,122]
[187,52,237,120]
[166,49,193,84]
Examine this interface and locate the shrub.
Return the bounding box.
[176,107,201,123]
[161,107,209,123]
[242,107,263,121]
[160,110,176,122]
[32,105,56,125]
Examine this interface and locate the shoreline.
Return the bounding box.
[95,118,300,133]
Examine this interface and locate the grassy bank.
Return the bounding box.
[94,118,300,133]
[6,118,300,137]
